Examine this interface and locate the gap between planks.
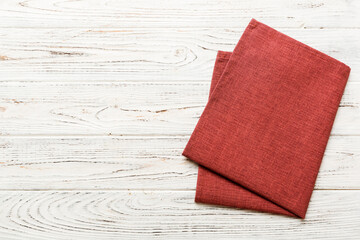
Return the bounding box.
[0,27,359,29]
[0,189,358,192]
[0,134,360,138]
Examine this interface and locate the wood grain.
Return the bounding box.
[0,82,358,136]
[0,0,359,28]
[0,191,358,239]
[0,28,358,82]
[0,136,359,190]
[0,0,359,238]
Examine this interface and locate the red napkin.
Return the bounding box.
[196,51,295,217]
[183,19,350,218]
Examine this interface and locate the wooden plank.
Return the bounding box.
[0,1,358,239]
[0,190,358,239]
[0,0,359,28]
[0,135,359,190]
[0,28,358,82]
[0,82,358,136]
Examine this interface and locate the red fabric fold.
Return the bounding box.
[184,19,350,218]
[196,51,295,217]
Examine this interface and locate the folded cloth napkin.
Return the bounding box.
[183,19,350,218]
[196,51,295,217]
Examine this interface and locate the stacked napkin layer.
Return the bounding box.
[183,19,350,218]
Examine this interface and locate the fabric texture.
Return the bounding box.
[196,51,295,217]
[183,19,351,219]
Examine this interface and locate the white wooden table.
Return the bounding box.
[0,0,359,239]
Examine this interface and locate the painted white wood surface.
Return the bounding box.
[0,0,359,28]
[0,135,359,190]
[0,82,359,136]
[0,28,358,82]
[0,191,359,239]
[0,0,359,239]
